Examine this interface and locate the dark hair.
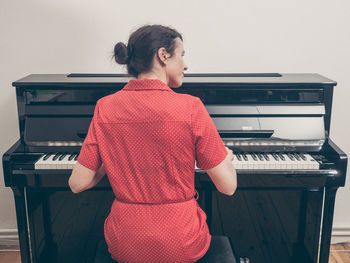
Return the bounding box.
[113,25,183,77]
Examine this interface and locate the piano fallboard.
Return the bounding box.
[10,169,329,189]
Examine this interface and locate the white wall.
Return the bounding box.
[1,0,349,243]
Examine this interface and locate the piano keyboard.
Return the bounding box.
[35,153,78,170]
[231,153,319,170]
[35,152,319,170]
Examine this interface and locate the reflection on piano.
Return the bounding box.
[3,73,347,263]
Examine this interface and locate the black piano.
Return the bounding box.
[3,73,347,263]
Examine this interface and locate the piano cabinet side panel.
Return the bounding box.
[15,88,26,144]
[27,188,49,263]
[11,187,31,263]
[26,188,114,263]
[210,189,323,263]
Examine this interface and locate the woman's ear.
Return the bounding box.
[157,47,169,65]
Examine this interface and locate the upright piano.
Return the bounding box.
[3,73,347,263]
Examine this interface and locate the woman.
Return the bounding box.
[69,24,237,263]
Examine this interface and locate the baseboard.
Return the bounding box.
[331,226,350,244]
[0,227,348,248]
[0,229,19,248]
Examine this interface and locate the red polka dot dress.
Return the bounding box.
[78,79,227,263]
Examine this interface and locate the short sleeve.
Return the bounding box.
[192,98,227,170]
[77,102,102,171]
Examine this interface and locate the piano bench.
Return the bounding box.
[197,236,237,263]
[94,236,237,263]
[94,240,114,263]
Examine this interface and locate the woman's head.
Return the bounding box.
[114,25,188,87]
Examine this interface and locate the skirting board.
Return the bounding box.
[0,227,349,248]
[331,226,350,244]
[0,229,19,248]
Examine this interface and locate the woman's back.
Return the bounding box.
[95,79,198,203]
[77,78,227,262]
[69,25,236,263]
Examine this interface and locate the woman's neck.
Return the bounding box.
[137,69,168,85]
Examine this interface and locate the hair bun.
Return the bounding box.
[114,42,128,65]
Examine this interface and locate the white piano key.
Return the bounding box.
[246,154,257,169]
[43,155,57,170]
[287,154,299,170]
[253,154,263,169]
[305,154,320,169]
[277,154,288,169]
[293,155,303,170]
[298,153,309,169]
[262,155,270,169]
[244,154,254,169]
[35,154,48,170]
[248,154,258,169]
[34,155,47,170]
[56,155,69,169]
[266,154,276,169]
[290,157,299,169]
[233,154,242,169]
[68,154,78,169]
[275,155,285,170]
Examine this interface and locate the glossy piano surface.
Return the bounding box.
[3,147,335,263]
[3,73,347,263]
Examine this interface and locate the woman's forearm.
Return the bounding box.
[69,163,105,193]
[85,164,106,190]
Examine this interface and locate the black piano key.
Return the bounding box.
[272,153,279,161]
[43,152,52,161]
[299,153,307,161]
[257,153,264,161]
[236,154,242,161]
[278,153,285,161]
[68,153,76,161]
[293,153,301,161]
[251,153,258,161]
[52,153,61,161]
[74,154,78,161]
[287,153,295,161]
[242,153,248,161]
[58,153,67,161]
[263,153,270,161]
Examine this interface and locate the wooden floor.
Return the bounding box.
[329,243,350,263]
[0,248,21,263]
[0,244,349,263]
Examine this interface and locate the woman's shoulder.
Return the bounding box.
[96,90,124,106]
[170,92,201,104]
[166,93,205,116]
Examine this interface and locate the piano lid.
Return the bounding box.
[12,73,337,88]
[213,117,325,140]
[209,104,326,149]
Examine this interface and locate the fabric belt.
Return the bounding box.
[115,190,199,205]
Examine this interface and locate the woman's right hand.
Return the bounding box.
[225,147,234,161]
[206,147,237,196]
